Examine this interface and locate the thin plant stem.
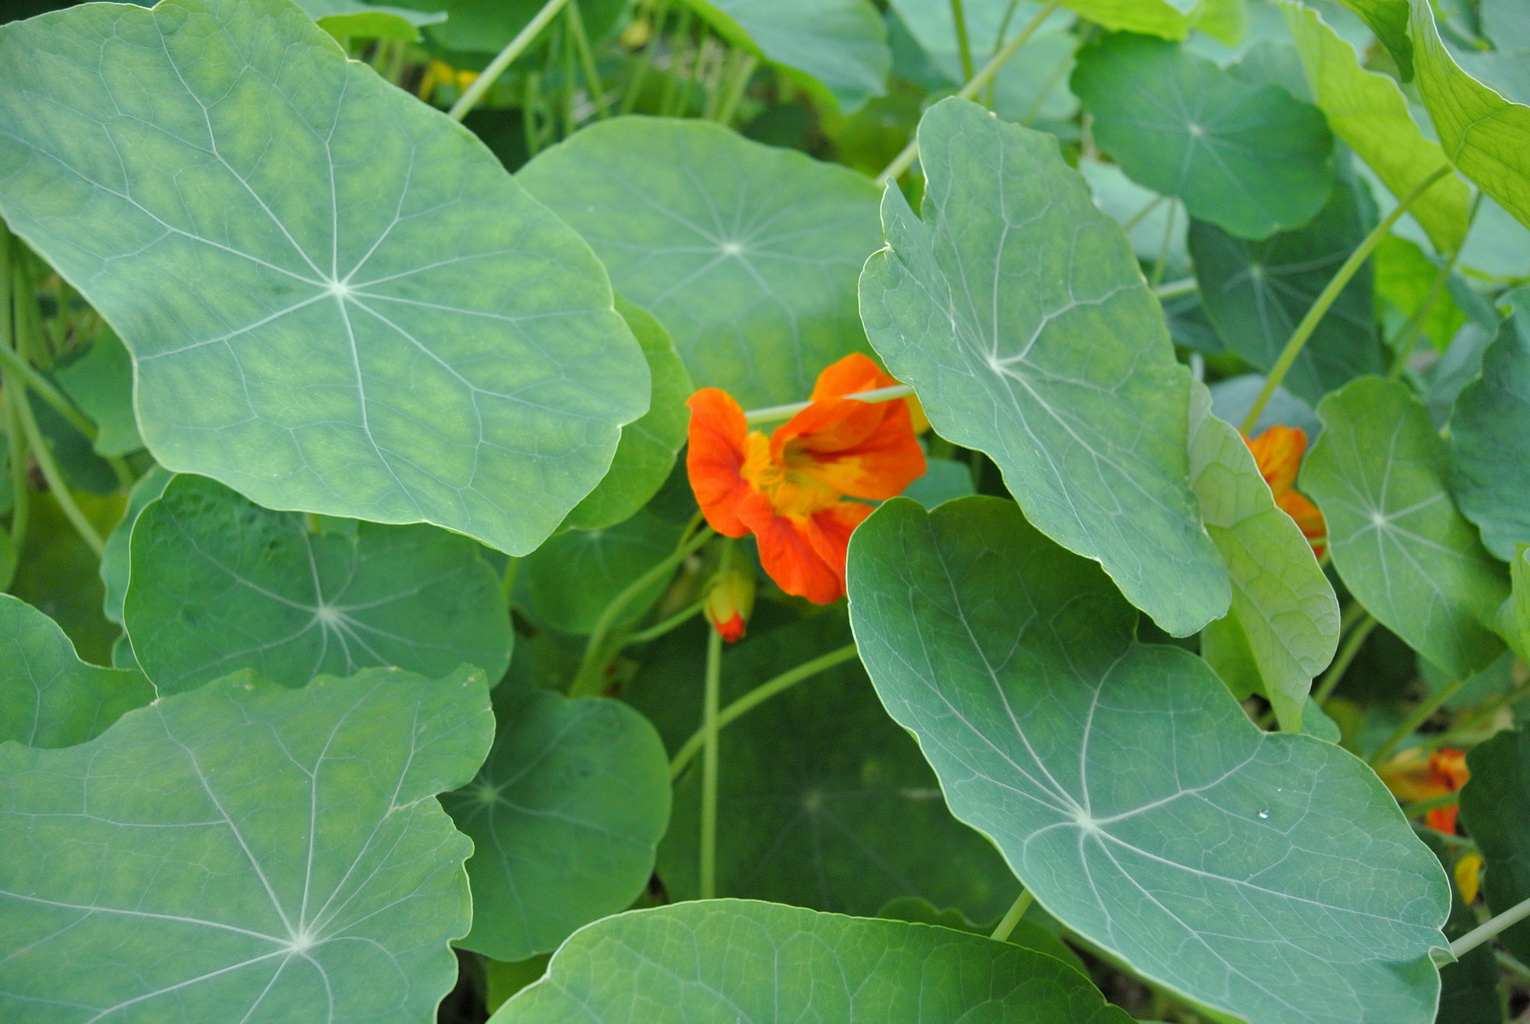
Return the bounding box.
[988,889,1034,942]
[1412,822,1476,850]
[1496,950,1530,983]
[0,344,98,452]
[449,0,575,121]
[1153,277,1196,300]
[698,585,726,899]
[567,1,610,117]
[1369,675,1468,768]
[879,0,1064,181]
[744,384,913,426]
[569,527,714,696]
[1402,790,1459,819]
[1241,164,1456,434]
[12,381,104,556]
[1148,199,1178,288]
[4,380,28,551]
[670,642,859,779]
[626,599,704,646]
[713,50,757,125]
[658,8,693,116]
[951,0,975,83]
[1452,893,1530,959]
[1387,253,1456,380]
[1122,194,1164,233]
[500,555,520,603]
[620,0,670,115]
[522,72,544,156]
[1314,612,1377,707]
[1418,679,1530,755]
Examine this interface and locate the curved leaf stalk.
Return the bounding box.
[449,0,575,122]
[567,1,610,120]
[1451,893,1530,958]
[3,379,28,551]
[951,0,975,82]
[1387,252,1457,379]
[744,383,913,426]
[1402,790,1460,820]
[1368,674,1467,768]
[624,599,704,646]
[10,371,104,556]
[988,889,1034,943]
[699,614,723,899]
[1240,163,1456,434]
[1420,679,1530,755]
[1313,611,1378,707]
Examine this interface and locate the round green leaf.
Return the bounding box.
[518,117,883,409]
[442,685,670,961]
[848,496,1450,1024]
[296,0,447,42]
[0,665,494,1024]
[0,593,151,748]
[515,511,682,635]
[124,474,513,694]
[1460,728,1530,962]
[858,97,1229,637]
[493,899,1134,1023]
[1073,33,1334,240]
[1304,377,1509,680]
[0,0,648,556]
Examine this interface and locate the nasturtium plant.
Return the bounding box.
[3,0,1530,1021]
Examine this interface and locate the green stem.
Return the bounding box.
[658,9,693,117]
[1148,199,1178,288]
[449,0,574,122]
[500,555,521,604]
[670,642,859,779]
[698,607,724,900]
[1411,822,1476,850]
[1121,194,1164,234]
[1420,680,1530,755]
[712,51,757,125]
[1387,252,1456,380]
[951,0,975,83]
[878,0,1064,181]
[1313,612,1378,707]
[1240,164,1455,434]
[12,384,104,556]
[620,0,670,116]
[1402,790,1459,819]
[0,343,98,450]
[1495,950,1530,983]
[567,1,610,118]
[988,889,1034,943]
[744,384,913,426]
[1369,675,1467,768]
[626,599,704,646]
[1153,277,1196,301]
[570,526,714,696]
[1451,893,1530,959]
[4,380,28,551]
[522,72,544,157]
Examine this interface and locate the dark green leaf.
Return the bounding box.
[1460,728,1530,961]
[54,327,142,457]
[1334,0,1413,79]
[515,511,681,635]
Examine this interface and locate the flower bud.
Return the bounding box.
[704,568,755,643]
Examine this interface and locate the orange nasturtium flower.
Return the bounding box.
[1380,747,1470,833]
[1244,425,1327,558]
[686,354,926,605]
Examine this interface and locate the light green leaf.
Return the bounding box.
[847,496,1450,1024]
[0,665,494,1024]
[1506,545,1530,661]
[1304,377,1508,679]
[1449,289,1530,560]
[515,511,681,636]
[1411,0,1530,231]
[296,0,446,41]
[518,117,882,409]
[563,298,691,532]
[124,474,512,694]
[1189,163,1383,404]
[1188,383,1339,733]
[1374,237,1469,351]
[99,465,172,626]
[493,899,1135,1023]
[858,97,1228,637]
[1072,33,1334,240]
[405,0,625,57]
[1460,728,1530,962]
[1062,0,1199,39]
[55,327,143,457]
[0,0,648,556]
[442,684,670,961]
[682,0,890,113]
[0,593,151,748]
[1080,158,1187,266]
[1282,2,1470,255]
[1334,0,1413,78]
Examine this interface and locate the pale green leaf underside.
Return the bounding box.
[493,899,1135,1023]
[858,97,1228,637]
[1282,3,1469,254]
[442,686,670,961]
[124,474,512,694]
[1188,383,1339,734]
[0,593,152,748]
[1072,33,1334,240]
[518,116,882,409]
[847,497,1449,1024]
[1305,377,1508,680]
[0,666,494,1024]
[0,0,648,556]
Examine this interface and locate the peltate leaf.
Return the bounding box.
[1304,377,1508,679]
[124,474,512,693]
[492,899,1135,1023]
[847,496,1450,1024]
[0,0,648,556]
[1460,728,1530,962]
[515,512,682,635]
[0,665,494,1024]
[858,97,1229,637]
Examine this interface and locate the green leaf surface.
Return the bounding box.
[1419,831,1505,1024]
[1061,0,1199,39]
[442,684,670,961]
[1333,0,1412,78]
[0,665,494,1024]
[0,593,151,748]
[1282,2,1470,255]
[563,298,691,532]
[1449,291,1530,560]
[1482,0,1530,52]
[402,0,624,56]
[858,97,1228,637]
[515,511,681,636]
[1506,545,1530,661]
[847,496,1450,1024]
[124,474,512,694]
[99,465,172,625]
[1411,0,1530,231]
[11,491,123,667]
[904,456,977,509]
[1189,164,1382,404]
[54,327,143,457]
[1304,377,1508,679]
[518,117,882,409]
[1460,728,1530,961]
[493,899,1135,1023]
[296,0,446,41]
[0,0,648,556]
[1072,33,1334,240]
[1188,383,1339,733]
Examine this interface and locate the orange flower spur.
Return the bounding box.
[1245,425,1327,559]
[685,354,926,604]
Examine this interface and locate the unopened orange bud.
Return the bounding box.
[704,568,755,643]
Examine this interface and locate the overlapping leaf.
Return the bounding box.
[848,496,1450,1024]
[492,899,1135,1023]
[859,97,1228,637]
[0,665,494,1024]
[55,328,142,458]
[515,511,681,635]
[1335,0,1412,78]
[295,0,446,41]
[0,0,648,556]
[1460,729,1530,962]
[518,117,882,408]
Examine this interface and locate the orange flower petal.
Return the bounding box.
[685,388,755,537]
[741,497,873,604]
[1275,489,1327,556]
[1426,806,1460,834]
[1245,425,1307,496]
